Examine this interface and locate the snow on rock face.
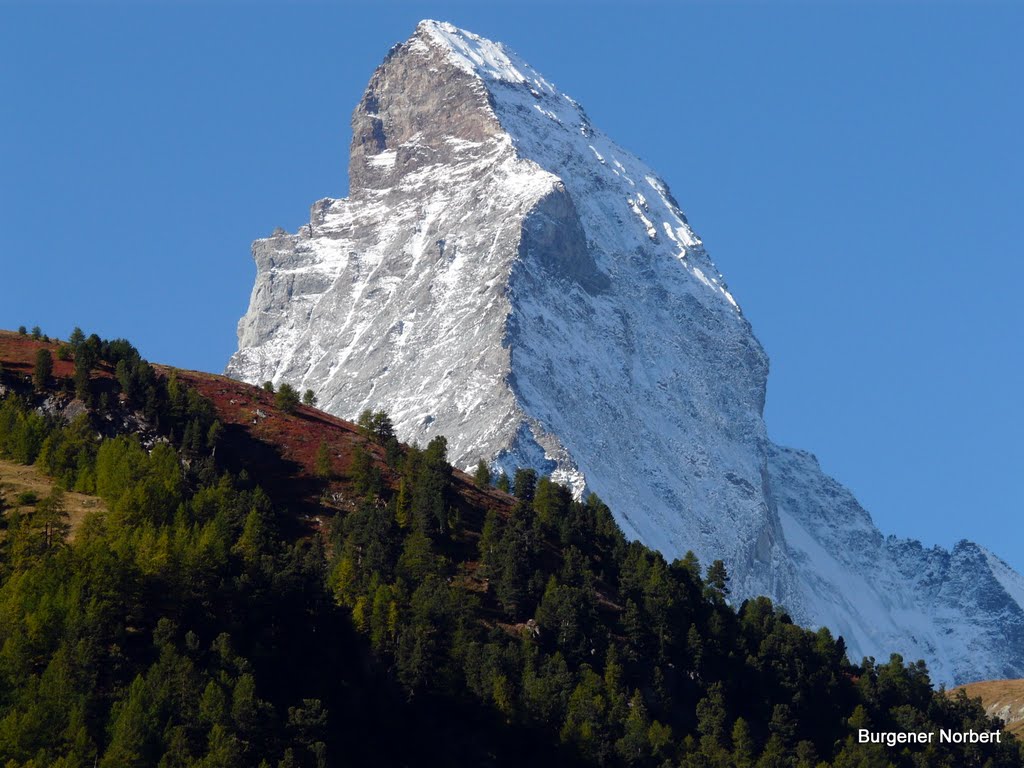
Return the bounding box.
[768,445,1024,684]
[228,20,1024,685]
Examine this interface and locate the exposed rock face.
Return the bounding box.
[228,21,1024,685]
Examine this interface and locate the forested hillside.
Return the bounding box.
[0,328,1018,767]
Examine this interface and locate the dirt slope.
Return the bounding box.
[951,680,1024,736]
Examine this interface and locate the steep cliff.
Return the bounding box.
[228,21,1024,684]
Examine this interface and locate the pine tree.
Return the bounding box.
[275,383,300,413]
[302,389,318,406]
[731,718,756,768]
[512,467,537,502]
[394,478,410,528]
[36,487,69,549]
[33,348,53,391]
[706,559,730,597]
[473,458,491,487]
[314,441,332,479]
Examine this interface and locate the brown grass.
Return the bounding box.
[0,458,104,538]
[949,680,1024,736]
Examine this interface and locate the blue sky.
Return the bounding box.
[1,1,1021,571]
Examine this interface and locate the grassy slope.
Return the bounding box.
[951,681,1024,736]
[0,457,104,537]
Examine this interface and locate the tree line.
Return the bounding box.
[0,329,1018,767]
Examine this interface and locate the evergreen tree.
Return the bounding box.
[35,487,70,549]
[303,389,318,406]
[512,467,537,502]
[706,559,731,598]
[315,441,333,480]
[33,348,53,391]
[275,383,300,413]
[473,458,491,487]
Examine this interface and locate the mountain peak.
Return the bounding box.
[228,23,1024,685]
[413,20,555,93]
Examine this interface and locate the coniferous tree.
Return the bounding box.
[473,459,491,487]
[33,348,53,391]
[512,467,537,502]
[315,441,333,480]
[275,383,300,413]
[706,559,731,598]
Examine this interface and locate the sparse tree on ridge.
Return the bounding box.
[33,348,52,391]
[275,383,300,414]
[473,459,491,488]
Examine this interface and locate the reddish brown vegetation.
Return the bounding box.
[166,367,512,523]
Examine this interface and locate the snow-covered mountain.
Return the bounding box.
[227,20,1024,685]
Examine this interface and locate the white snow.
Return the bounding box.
[367,150,397,167]
[228,20,1024,687]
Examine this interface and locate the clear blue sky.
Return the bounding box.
[2,2,1021,571]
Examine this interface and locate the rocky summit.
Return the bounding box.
[228,20,1024,685]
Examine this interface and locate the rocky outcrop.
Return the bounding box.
[228,21,1024,685]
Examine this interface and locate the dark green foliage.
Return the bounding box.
[0,396,49,464]
[302,389,317,407]
[513,467,537,502]
[30,325,42,340]
[1,336,1020,768]
[349,443,382,499]
[496,472,510,493]
[473,459,491,487]
[275,383,300,414]
[33,348,52,391]
[17,325,27,335]
[15,491,39,506]
[262,381,275,393]
[355,410,401,468]
[399,436,451,536]
[0,380,409,767]
[706,558,730,598]
[314,441,333,480]
[356,409,395,444]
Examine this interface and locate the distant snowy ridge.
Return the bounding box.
[228,20,1024,685]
